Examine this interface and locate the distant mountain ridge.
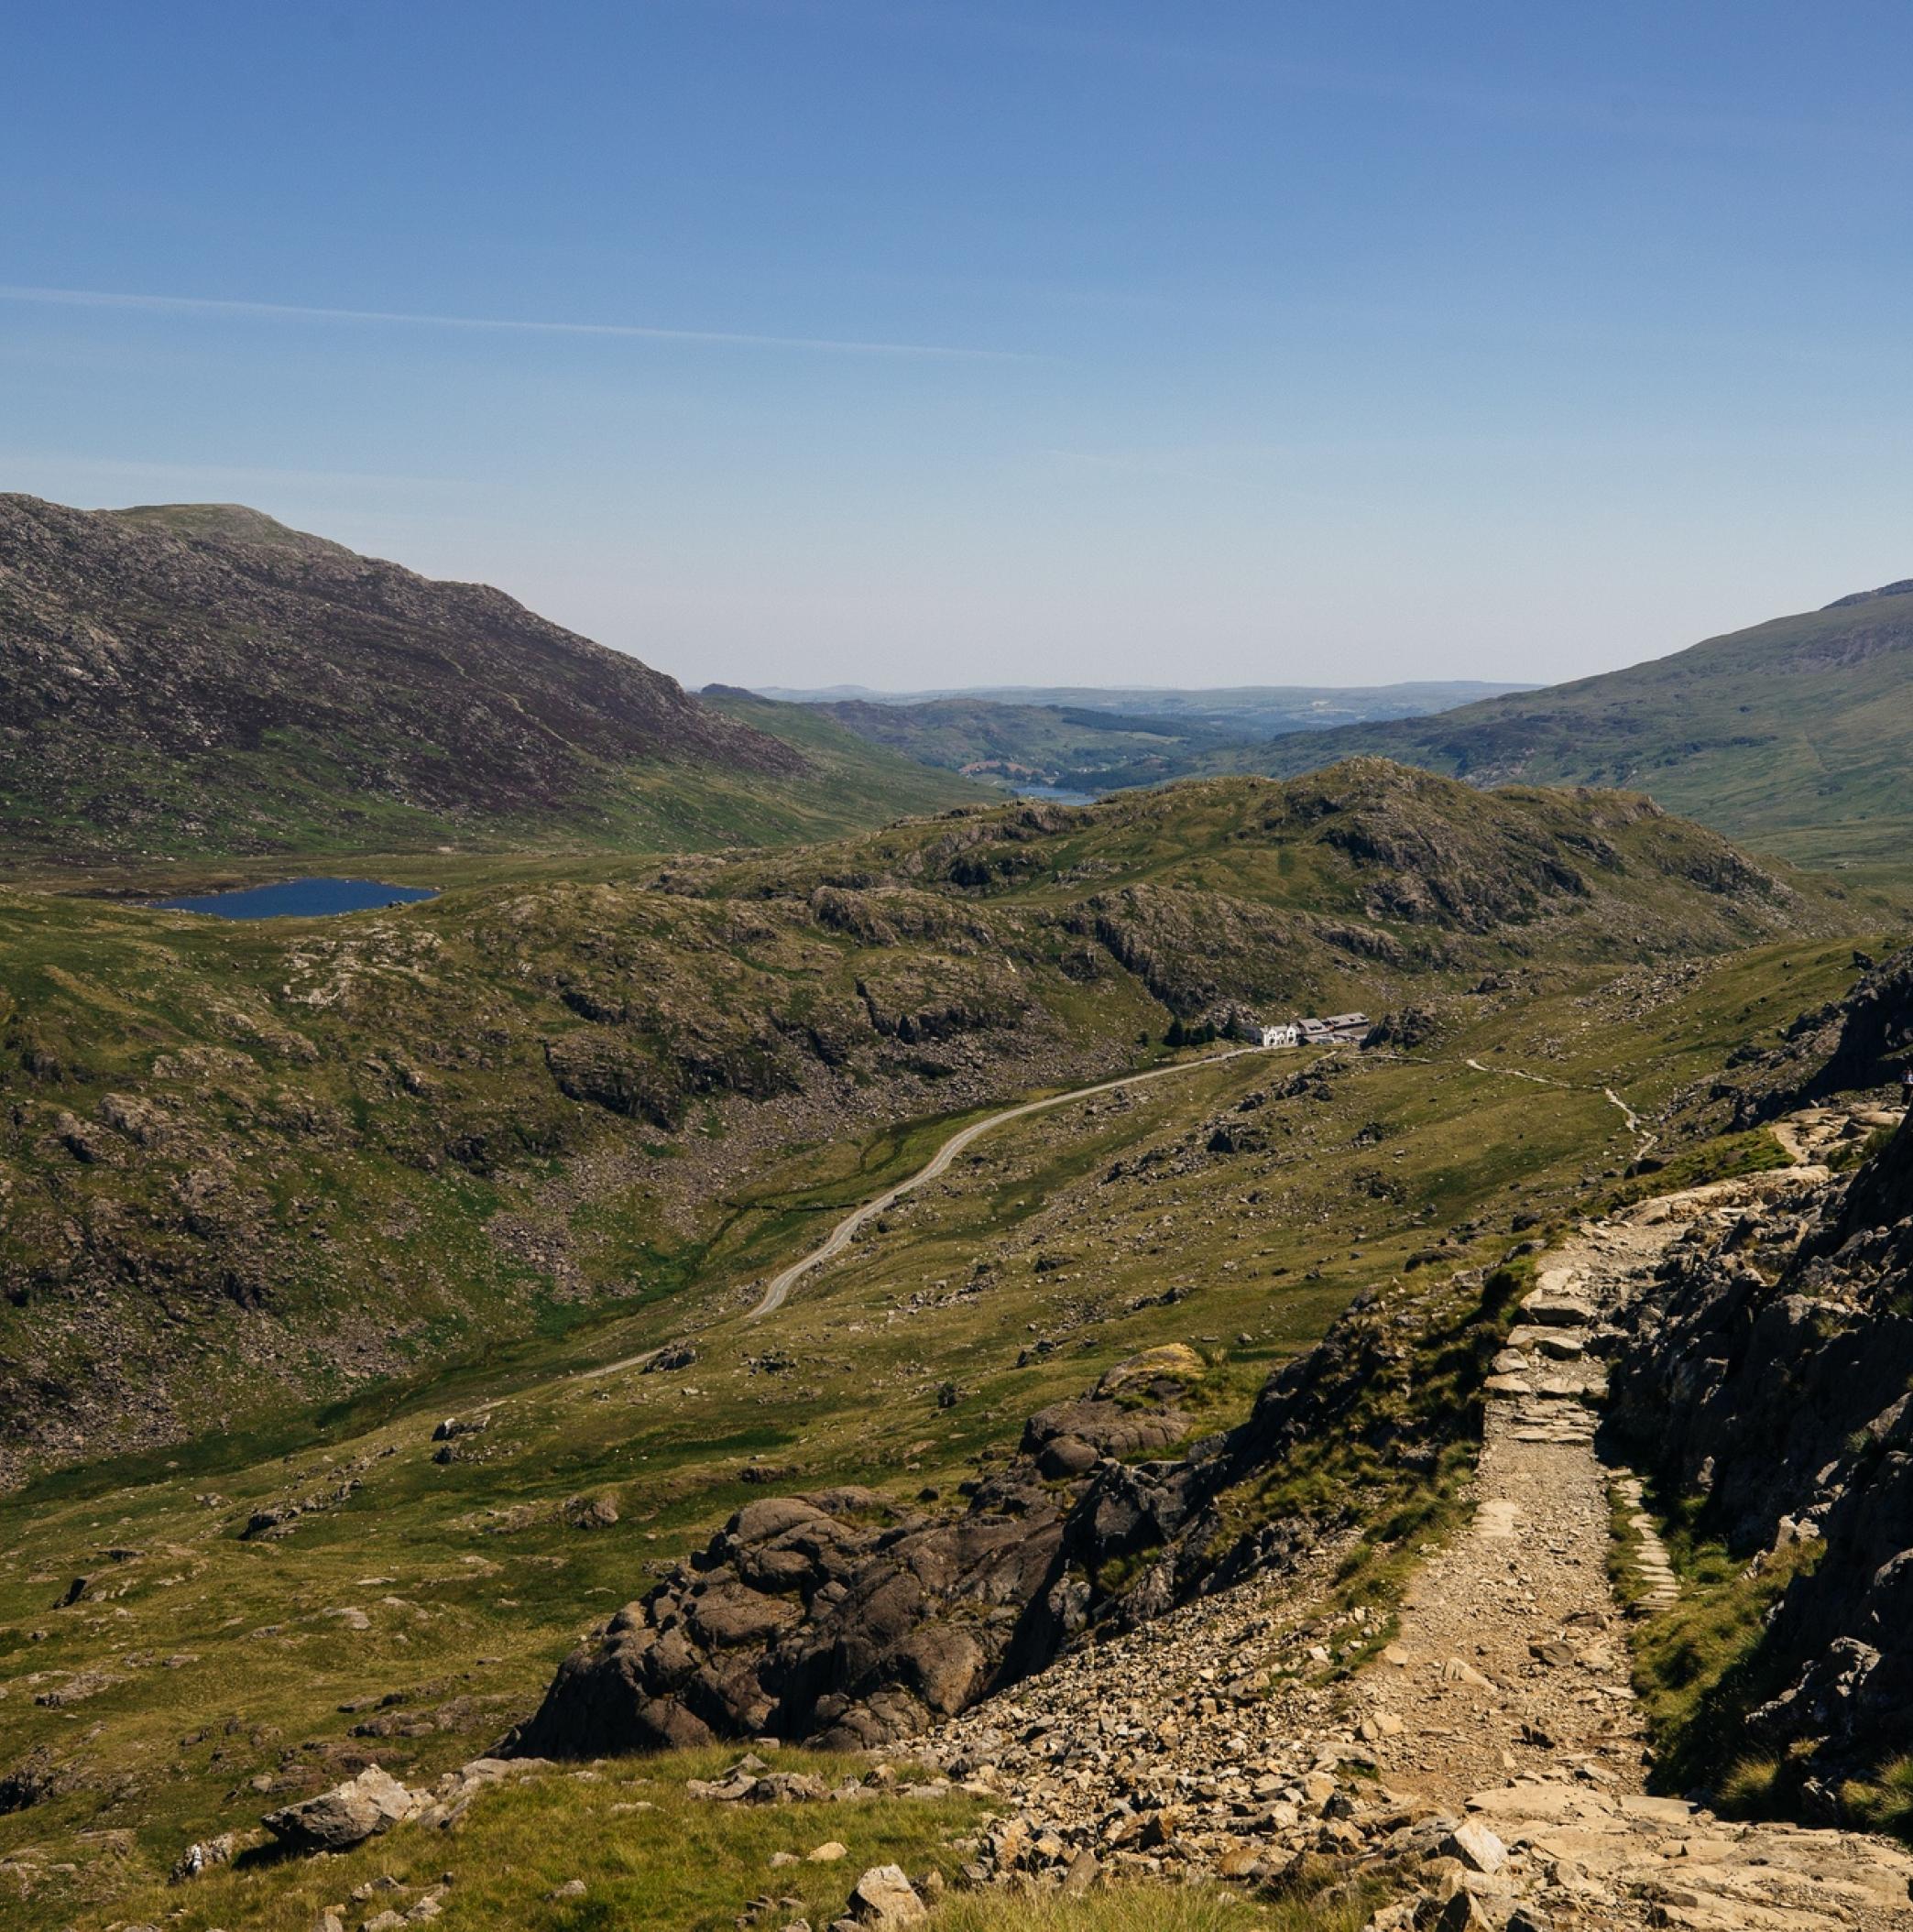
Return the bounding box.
[1236,581,1913,865]
[0,497,976,862]
[760,678,1529,732]
[749,680,1533,801]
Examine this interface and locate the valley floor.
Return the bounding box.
[2,935,1904,1931]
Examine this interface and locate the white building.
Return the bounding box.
[1260,1021,1300,1048]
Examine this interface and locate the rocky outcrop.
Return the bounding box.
[1607,1108,1913,1805]
[512,1275,1504,1761]
[508,1480,1071,1756]
[1727,940,1913,1125]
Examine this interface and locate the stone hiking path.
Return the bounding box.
[895,1108,1913,1931]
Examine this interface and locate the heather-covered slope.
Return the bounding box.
[0,496,978,863]
[1241,581,1913,864]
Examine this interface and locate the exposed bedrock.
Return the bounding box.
[510,1287,1492,1760]
[1607,1105,1913,1799]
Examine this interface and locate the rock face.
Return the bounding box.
[260,1764,418,1852]
[1608,1103,1913,1803]
[1729,940,1913,1124]
[512,1283,1495,1759]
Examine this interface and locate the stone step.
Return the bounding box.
[1521,1291,1599,1327]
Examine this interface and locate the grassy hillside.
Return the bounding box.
[1237,581,1913,865]
[0,496,980,868]
[0,912,1887,1929]
[0,761,1850,1485]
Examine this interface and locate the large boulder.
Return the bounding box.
[508,1283,1470,1761]
[261,1764,417,1852]
[836,1864,926,1928]
[509,1474,1070,1757]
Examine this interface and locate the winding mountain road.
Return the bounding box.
[745,1045,1274,1319]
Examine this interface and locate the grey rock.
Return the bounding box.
[262,1765,417,1852]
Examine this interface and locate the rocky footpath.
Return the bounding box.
[858,1146,1913,1927]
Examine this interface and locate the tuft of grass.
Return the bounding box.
[1841,1755,1913,1841]
[931,1879,1381,1932]
[1718,1753,1785,1817]
[1826,1125,1897,1173]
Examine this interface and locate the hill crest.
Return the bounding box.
[1238,584,1913,863]
[0,496,984,863]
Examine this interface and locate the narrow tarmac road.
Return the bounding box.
[746,1044,1274,1318]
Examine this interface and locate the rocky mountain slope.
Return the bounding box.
[0,765,1842,1481]
[1608,1057,1913,1824]
[0,897,1898,1928]
[0,495,977,864]
[1241,581,1913,864]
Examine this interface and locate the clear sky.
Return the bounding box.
[5,1,1912,691]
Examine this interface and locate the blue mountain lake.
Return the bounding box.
[152,878,438,920]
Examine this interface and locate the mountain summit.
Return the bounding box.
[0,495,834,860]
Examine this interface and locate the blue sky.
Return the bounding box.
[5,1,1913,689]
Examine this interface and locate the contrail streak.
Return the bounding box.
[0,283,1030,362]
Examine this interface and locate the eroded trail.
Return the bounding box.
[1360,1195,1706,1806]
[1345,1135,1913,1928]
[905,1119,1913,1927]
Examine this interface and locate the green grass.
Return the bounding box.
[1587,1126,1792,1216]
[1,942,1849,1927]
[4,772,1862,1488]
[930,1882,1380,1932]
[0,791,1895,1927]
[1842,1756,1913,1841]
[83,1746,982,1932]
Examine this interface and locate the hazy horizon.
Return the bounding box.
[9,3,1913,691]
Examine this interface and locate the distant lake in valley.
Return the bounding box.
[152,878,438,920]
